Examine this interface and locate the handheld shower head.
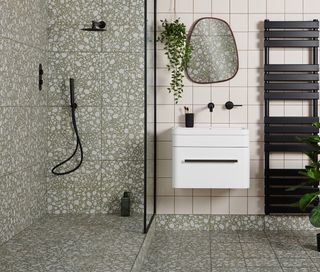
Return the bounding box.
[69,78,76,108]
[81,21,106,31]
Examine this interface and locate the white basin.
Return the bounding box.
[172,127,250,189]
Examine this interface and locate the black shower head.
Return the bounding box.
[81,21,106,31]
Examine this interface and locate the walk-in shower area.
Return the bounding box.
[0,0,155,271]
[5,0,320,271]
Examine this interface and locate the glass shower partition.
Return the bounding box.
[144,0,156,233]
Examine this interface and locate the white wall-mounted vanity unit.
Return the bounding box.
[172,127,250,189]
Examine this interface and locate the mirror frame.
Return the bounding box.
[186,17,239,84]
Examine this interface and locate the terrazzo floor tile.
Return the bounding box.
[0,214,145,272]
[142,230,320,271]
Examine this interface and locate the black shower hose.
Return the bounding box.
[51,79,83,175]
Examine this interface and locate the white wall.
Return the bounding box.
[156,0,320,215]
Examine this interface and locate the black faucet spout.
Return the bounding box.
[208,102,215,112]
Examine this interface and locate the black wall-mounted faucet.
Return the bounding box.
[225,101,243,110]
[208,102,215,112]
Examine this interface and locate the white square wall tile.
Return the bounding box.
[157,87,174,104]
[230,197,248,214]
[304,0,320,13]
[174,104,192,123]
[285,0,303,13]
[230,189,248,197]
[267,0,285,13]
[157,178,174,196]
[234,32,248,50]
[193,105,211,123]
[157,141,172,160]
[248,123,264,141]
[157,159,172,178]
[175,197,193,214]
[193,189,211,197]
[157,105,174,122]
[249,14,265,32]
[249,32,264,50]
[212,0,229,13]
[179,87,193,105]
[248,51,263,69]
[211,197,229,214]
[238,51,248,69]
[248,197,264,214]
[176,0,193,13]
[193,86,211,104]
[248,69,263,87]
[230,87,248,105]
[157,123,173,141]
[250,160,263,179]
[230,69,248,87]
[157,0,173,13]
[230,0,248,13]
[231,14,248,32]
[248,179,264,196]
[230,106,248,123]
[212,87,229,104]
[175,188,193,196]
[194,0,212,13]
[248,105,263,124]
[193,197,211,214]
[249,0,266,13]
[248,87,263,105]
[157,197,174,214]
[211,105,230,123]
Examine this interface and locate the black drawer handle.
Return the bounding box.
[184,159,238,163]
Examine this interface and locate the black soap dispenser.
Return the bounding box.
[121,192,131,217]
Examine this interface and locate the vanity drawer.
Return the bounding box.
[172,147,249,188]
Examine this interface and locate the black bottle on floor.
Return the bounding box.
[121,192,131,217]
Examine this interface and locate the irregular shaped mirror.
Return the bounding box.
[186,17,239,84]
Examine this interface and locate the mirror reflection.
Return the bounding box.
[186,17,239,84]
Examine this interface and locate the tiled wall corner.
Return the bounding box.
[46,0,145,215]
[156,0,320,215]
[0,1,48,244]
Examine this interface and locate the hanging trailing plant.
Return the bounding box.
[158,18,193,104]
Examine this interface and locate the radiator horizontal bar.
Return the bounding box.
[265,143,315,152]
[265,134,314,142]
[264,30,319,38]
[266,169,304,176]
[266,206,313,214]
[269,187,318,195]
[265,92,319,100]
[265,126,319,133]
[268,178,309,186]
[264,74,319,81]
[265,83,319,90]
[264,20,319,29]
[268,196,312,204]
[265,64,319,72]
[265,117,319,124]
[265,40,319,47]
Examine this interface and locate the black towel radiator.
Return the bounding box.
[264,20,320,214]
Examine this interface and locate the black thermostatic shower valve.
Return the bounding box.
[39,64,44,91]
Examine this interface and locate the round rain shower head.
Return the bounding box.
[81,21,106,31]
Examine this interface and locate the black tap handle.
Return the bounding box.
[208,102,215,112]
[225,101,242,110]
